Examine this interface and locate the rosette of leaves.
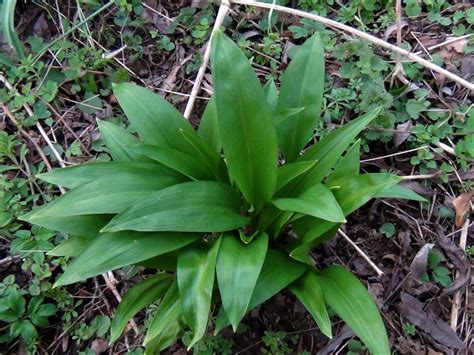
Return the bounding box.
[21,31,424,354]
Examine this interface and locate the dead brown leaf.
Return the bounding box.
[410,243,434,279]
[397,293,465,349]
[452,191,473,228]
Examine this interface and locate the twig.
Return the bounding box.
[0,74,67,169]
[0,255,21,266]
[183,0,230,119]
[0,103,53,172]
[450,219,470,331]
[401,173,439,180]
[338,229,384,277]
[391,0,409,86]
[434,141,456,156]
[102,272,140,336]
[361,146,428,163]
[414,34,473,56]
[230,0,474,91]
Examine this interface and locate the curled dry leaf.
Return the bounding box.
[452,191,473,228]
[393,120,412,149]
[409,243,434,279]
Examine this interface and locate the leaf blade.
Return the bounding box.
[315,266,390,354]
[216,232,268,330]
[177,239,221,348]
[110,274,173,343]
[277,33,324,161]
[103,181,250,233]
[211,31,278,210]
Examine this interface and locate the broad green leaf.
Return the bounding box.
[315,266,390,354]
[215,249,306,333]
[198,97,221,153]
[103,181,250,233]
[144,281,186,351]
[110,274,173,343]
[177,238,221,348]
[326,139,361,182]
[289,271,332,338]
[37,161,176,189]
[23,171,185,218]
[96,119,145,161]
[48,235,94,257]
[18,214,110,236]
[276,161,317,193]
[113,82,196,153]
[375,185,428,202]
[290,174,401,262]
[132,144,214,181]
[180,129,228,183]
[211,31,278,211]
[293,108,381,194]
[272,183,345,223]
[328,173,402,215]
[0,52,14,67]
[277,33,324,161]
[55,232,199,286]
[216,232,268,330]
[263,78,278,113]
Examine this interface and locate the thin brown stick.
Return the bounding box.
[230,0,474,91]
[183,0,230,119]
[338,229,384,277]
[391,0,409,85]
[1,103,53,172]
[450,219,470,331]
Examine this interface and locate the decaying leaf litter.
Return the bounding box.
[0,0,473,353]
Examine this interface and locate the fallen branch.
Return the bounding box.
[230,0,474,91]
[338,229,384,277]
[450,219,470,331]
[183,0,230,119]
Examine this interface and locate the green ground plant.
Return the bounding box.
[21,31,426,354]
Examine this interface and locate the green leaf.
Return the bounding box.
[277,33,324,161]
[103,181,250,233]
[23,171,186,218]
[19,214,110,236]
[215,249,306,334]
[113,82,196,153]
[315,266,390,355]
[291,174,401,261]
[275,160,317,194]
[96,119,145,161]
[289,271,332,338]
[144,281,186,352]
[55,232,199,286]
[198,96,221,153]
[326,139,361,182]
[110,274,173,343]
[263,78,278,114]
[132,144,214,181]
[294,108,381,194]
[37,161,176,189]
[327,173,402,215]
[375,185,428,202]
[177,238,221,348]
[272,183,346,223]
[1,0,26,60]
[180,129,228,183]
[216,232,268,331]
[211,31,278,211]
[48,235,94,257]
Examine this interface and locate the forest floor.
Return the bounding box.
[0,0,473,354]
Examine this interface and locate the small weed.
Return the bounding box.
[420,249,452,287]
